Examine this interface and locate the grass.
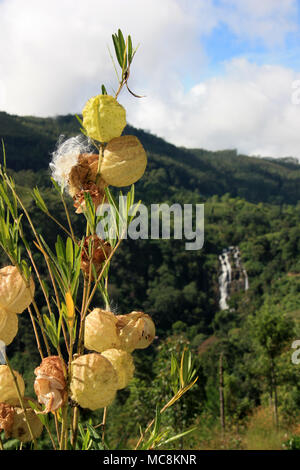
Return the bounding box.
[185,406,300,450]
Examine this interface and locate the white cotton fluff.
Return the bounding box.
[49,135,93,190]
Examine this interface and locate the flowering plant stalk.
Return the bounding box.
[0,30,198,451]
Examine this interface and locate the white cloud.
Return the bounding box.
[129,59,300,159]
[0,0,208,116]
[216,0,298,45]
[0,0,299,158]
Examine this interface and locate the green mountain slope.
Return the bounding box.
[1,111,300,204]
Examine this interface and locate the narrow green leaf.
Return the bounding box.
[86,423,105,450]
[158,427,198,447]
[1,139,7,170]
[118,29,125,56]
[55,235,66,263]
[128,35,133,62]
[112,33,123,68]
[32,187,48,213]
[42,315,58,348]
[51,177,63,195]
[66,237,74,268]
[153,404,161,437]
[27,400,47,426]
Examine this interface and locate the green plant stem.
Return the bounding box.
[60,193,75,243]
[54,411,60,447]
[84,235,124,314]
[134,379,198,450]
[41,249,70,357]
[77,277,89,356]
[32,299,51,356]
[71,406,79,449]
[43,420,57,450]
[27,306,44,360]
[2,172,64,354]
[102,407,107,444]
[45,210,73,239]
[59,405,68,450]
[96,143,104,179]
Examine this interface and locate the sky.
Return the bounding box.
[1,0,300,159]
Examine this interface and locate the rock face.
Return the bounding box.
[218,246,249,310]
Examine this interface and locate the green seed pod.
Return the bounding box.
[82,95,126,143]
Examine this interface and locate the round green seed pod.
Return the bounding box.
[70,353,118,410]
[101,349,135,389]
[0,309,18,345]
[0,365,25,404]
[82,95,126,143]
[84,308,121,353]
[101,135,147,187]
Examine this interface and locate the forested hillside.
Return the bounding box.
[1,111,300,450]
[1,110,300,204]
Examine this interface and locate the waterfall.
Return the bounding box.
[0,339,6,364]
[218,246,249,310]
[218,251,231,310]
[233,246,249,292]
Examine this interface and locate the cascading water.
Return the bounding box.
[0,339,6,364]
[218,246,249,310]
[219,251,231,310]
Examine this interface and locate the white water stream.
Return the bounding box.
[218,246,249,310]
[0,339,6,364]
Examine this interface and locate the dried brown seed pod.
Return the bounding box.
[81,234,112,277]
[84,308,121,352]
[0,402,14,437]
[116,311,155,352]
[70,353,118,410]
[0,266,35,314]
[0,365,25,404]
[34,356,67,413]
[0,309,18,345]
[9,398,43,443]
[82,94,126,143]
[101,349,135,389]
[100,135,147,187]
[68,153,108,198]
[73,182,107,214]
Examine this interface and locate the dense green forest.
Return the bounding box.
[1,112,300,450]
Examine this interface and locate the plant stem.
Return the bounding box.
[59,404,68,450]
[219,352,226,438]
[84,236,124,313]
[32,299,51,356]
[27,306,44,360]
[101,407,107,444]
[60,193,75,242]
[71,406,79,449]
